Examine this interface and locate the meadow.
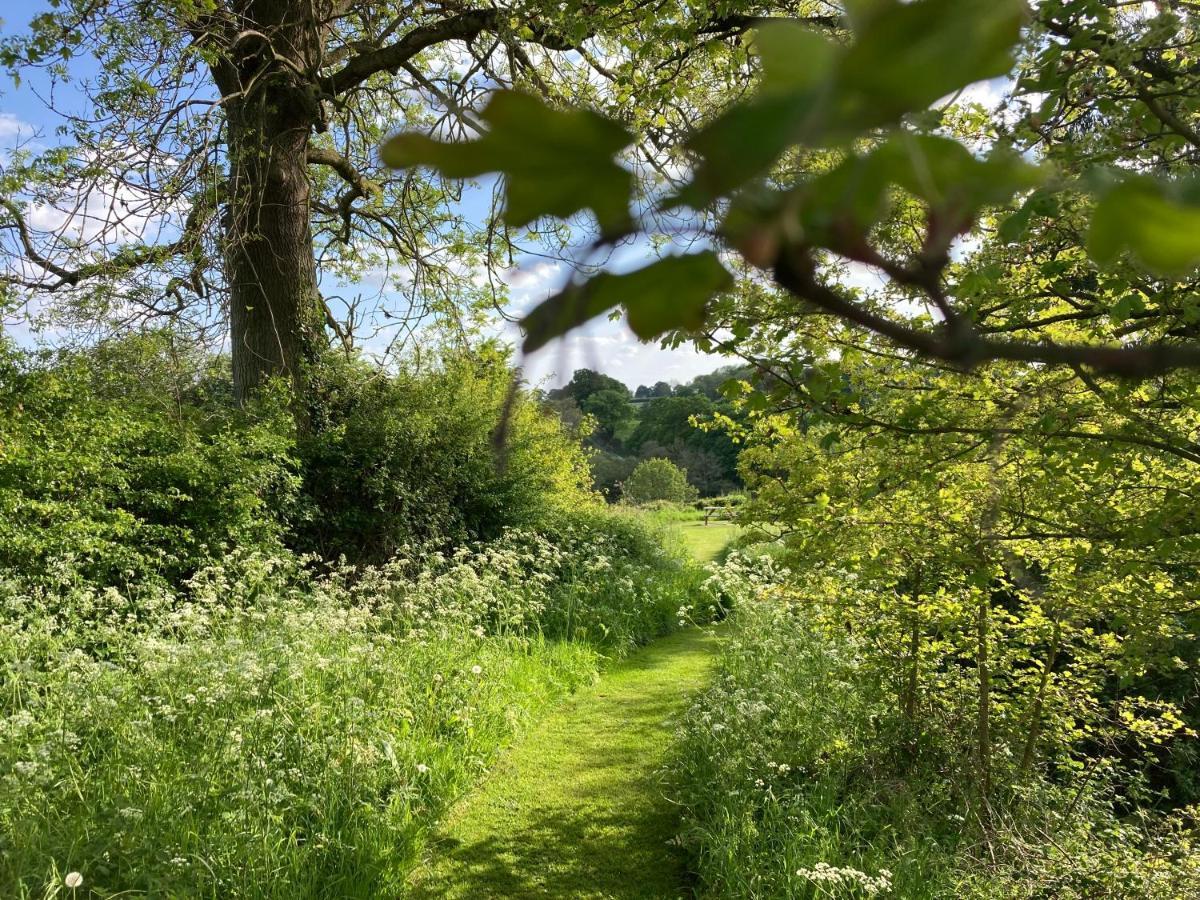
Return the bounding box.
[5,1,1200,897]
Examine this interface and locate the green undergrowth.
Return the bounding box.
[670,561,1200,899]
[0,510,712,898]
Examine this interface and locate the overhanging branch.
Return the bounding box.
[772,248,1200,378]
[328,10,575,96]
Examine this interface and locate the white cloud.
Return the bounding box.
[504,313,730,390]
[0,113,31,141]
[958,77,1009,111]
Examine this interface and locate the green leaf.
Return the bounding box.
[1110,293,1146,323]
[755,135,1043,253]
[381,91,634,236]
[672,0,1026,210]
[671,89,827,209]
[839,0,1027,126]
[752,21,838,96]
[1087,178,1200,275]
[997,188,1057,243]
[520,252,731,352]
[878,135,1044,227]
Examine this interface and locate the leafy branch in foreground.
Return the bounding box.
[382,0,1200,378]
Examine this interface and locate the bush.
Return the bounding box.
[669,560,1200,900]
[588,449,638,500]
[621,457,699,506]
[0,336,298,591]
[295,346,596,564]
[0,337,599,587]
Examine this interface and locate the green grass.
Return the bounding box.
[0,513,712,899]
[674,520,740,563]
[406,626,724,899]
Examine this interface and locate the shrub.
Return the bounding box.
[295,346,596,564]
[669,560,1200,900]
[621,457,699,505]
[588,449,638,500]
[0,336,298,591]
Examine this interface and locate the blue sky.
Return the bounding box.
[0,1,727,390]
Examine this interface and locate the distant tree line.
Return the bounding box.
[540,365,748,500]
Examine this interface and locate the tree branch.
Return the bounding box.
[327,10,574,96]
[772,248,1200,378]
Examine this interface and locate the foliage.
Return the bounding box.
[627,394,741,495]
[546,367,746,497]
[0,509,713,898]
[383,3,1200,379]
[622,458,699,506]
[295,345,595,564]
[670,563,1200,899]
[0,335,297,590]
[1,0,783,393]
[0,337,593,583]
[581,388,636,442]
[587,449,639,501]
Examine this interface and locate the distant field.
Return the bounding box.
[674,520,740,564]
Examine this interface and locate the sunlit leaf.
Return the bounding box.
[839,0,1027,125]
[1088,178,1200,275]
[521,253,731,352]
[672,0,1027,210]
[382,91,634,235]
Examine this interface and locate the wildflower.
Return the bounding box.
[64,872,84,889]
[416,763,430,774]
[471,665,483,675]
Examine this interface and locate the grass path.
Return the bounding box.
[405,626,723,898]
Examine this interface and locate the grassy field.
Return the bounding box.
[673,520,740,563]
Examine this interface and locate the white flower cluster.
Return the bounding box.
[795,862,893,896]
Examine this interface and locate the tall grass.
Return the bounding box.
[668,556,1200,899]
[0,511,711,898]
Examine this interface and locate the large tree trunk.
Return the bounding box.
[219,1,328,403]
[224,107,322,403]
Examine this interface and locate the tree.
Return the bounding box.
[621,457,698,505]
[550,368,631,405]
[0,1,811,402]
[627,393,741,492]
[581,387,634,443]
[634,381,673,399]
[384,1,1200,380]
[385,0,1200,822]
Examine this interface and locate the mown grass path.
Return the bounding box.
[405,626,723,898]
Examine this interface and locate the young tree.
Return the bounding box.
[622,457,698,505]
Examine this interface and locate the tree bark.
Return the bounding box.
[217,2,328,403]
[225,109,323,403]
[1018,619,1062,777]
[902,567,923,726]
[975,588,993,825]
